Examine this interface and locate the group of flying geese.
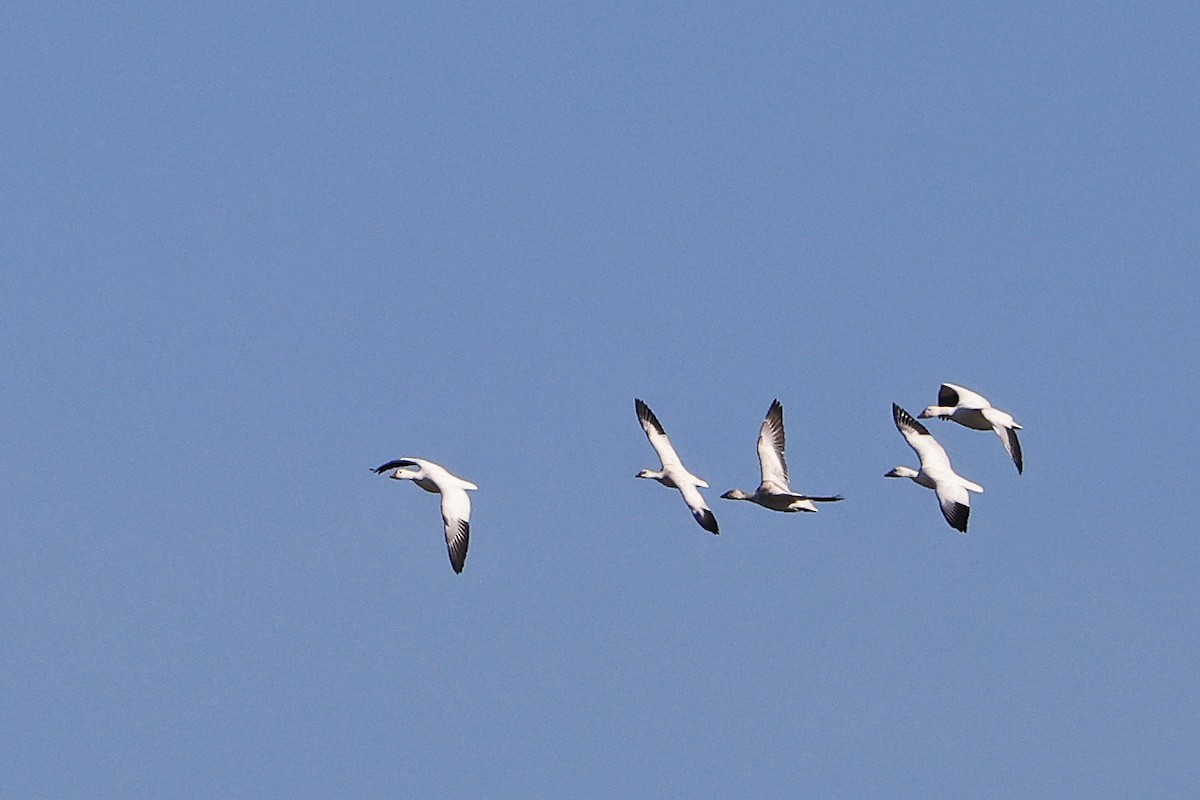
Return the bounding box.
[373,383,1023,573]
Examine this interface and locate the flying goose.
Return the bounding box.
[919,383,1023,474]
[886,403,983,533]
[721,399,843,512]
[372,457,478,573]
[634,399,719,534]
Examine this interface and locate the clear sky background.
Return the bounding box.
[3,3,1198,797]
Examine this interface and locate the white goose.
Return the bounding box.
[721,399,843,512]
[634,399,719,534]
[886,403,983,533]
[920,383,1023,474]
[372,457,478,573]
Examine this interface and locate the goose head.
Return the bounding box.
[885,466,919,479]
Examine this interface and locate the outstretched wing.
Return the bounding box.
[440,487,472,573]
[372,458,418,474]
[635,398,682,467]
[940,382,989,410]
[893,404,952,473]
[933,481,971,533]
[993,424,1023,474]
[756,399,789,488]
[678,482,719,535]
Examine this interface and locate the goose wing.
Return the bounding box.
[940,383,989,410]
[933,480,972,533]
[756,399,790,489]
[978,406,1023,474]
[372,458,419,475]
[893,404,953,473]
[439,486,472,573]
[635,399,682,467]
[678,482,719,534]
[993,423,1023,474]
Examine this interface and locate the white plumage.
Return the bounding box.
[886,404,983,533]
[920,382,1024,474]
[373,457,478,573]
[721,399,843,512]
[634,399,719,534]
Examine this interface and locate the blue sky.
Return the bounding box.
[3,3,1198,797]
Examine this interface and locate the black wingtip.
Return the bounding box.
[764,399,786,445]
[938,384,960,408]
[696,508,720,535]
[1009,429,1024,474]
[944,501,970,533]
[373,458,415,474]
[892,403,931,436]
[634,398,665,436]
[448,519,469,574]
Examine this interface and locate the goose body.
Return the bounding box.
[886,404,983,533]
[920,383,1023,474]
[634,399,719,534]
[721,399,843,512]
[373,457,478,573]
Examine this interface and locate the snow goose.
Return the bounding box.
[886,404,983,533]
[919,383,1023,474]
[634,399,719,534]
[721,399,843,512]
[372,457,478,573]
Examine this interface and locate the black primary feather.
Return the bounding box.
[634,398,666,437]
[938,384,960,407]
[892,404,932,437]
[373,459,417,474]
[942,501,970,533]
